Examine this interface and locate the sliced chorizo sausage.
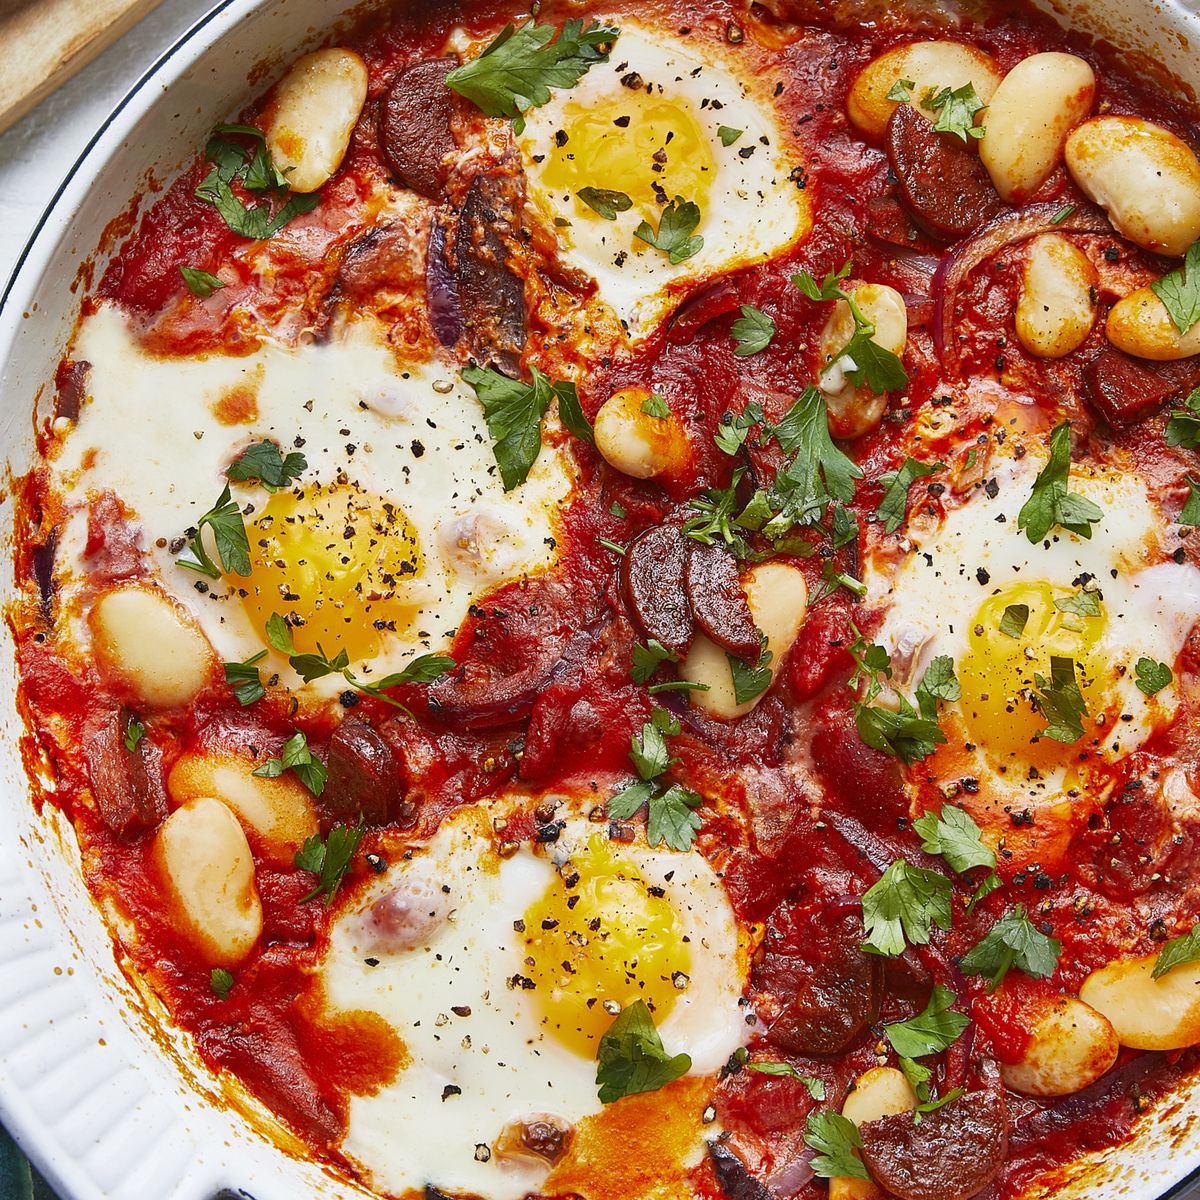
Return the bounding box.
[859,1089,1008,1200]
[752,898,882,1055]
[621,524,694,653]
[378,59,457,200]
[325,720,409,827]
[82,706,168,837]
[1084,344,1200,427]
[685,542,762,662]
[886,103,1002,243]
[456,168,527,377]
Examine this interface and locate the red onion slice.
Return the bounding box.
[426,217,463,347]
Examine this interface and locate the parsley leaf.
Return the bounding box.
[641,393,671,418]
[876,458,944,534]
[772,385,863,505]
[861,859,954,956]
[595,999,691,1103]
[226,439,307,492]
[1179,475,1200,526]
[913,654,961,721]
[1166,387,1200,449]
[210,967,235,999]
[294,819,365,904]
[634,195,704,264]
[714,403,764,455]
[729,650,773,705]
[804,1111,869,1181]
[961,905,1062,989]
[1000,603,1030,638]
[912,805,995,875]
[792,264,909,395]
[747,1062,826,1099]
[253,729,327,797]
[446,19,617,133]
[224,650,268,706]
[851,640,955,767]
[1031,655,1089,744]
[718,125,744,146]
[1054,588,1102,617]
[123,715,145,753]
[1152,924,1200,978]
[646,783,704,851]
[630,719,676,780]
[465,364,573,491]
[180,267,224,298]
[731,305,776,356]
[577,186,632,220]
[683,469,749,548]
[1151,240,1200,336]
[555,381,594,445]
[176,485,251,580]
[886,78,915,102]
[195,159,318,240]
[924,82,987,141]
[1017,422,1103,543]
[1135,656,1173,697]
[631,639,678,684]
[883,984,971,1062]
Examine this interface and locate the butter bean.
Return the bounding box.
[1015,233,1098,359]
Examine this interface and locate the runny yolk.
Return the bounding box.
[537,95,715,236]
[957,579,1106,772]
[522,835,689,1058]
[240,482,421,663]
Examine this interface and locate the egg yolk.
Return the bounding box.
[958,580,1106,771]
[522,835,689,1058]
[537,95,715,235]
[241,482,421,662]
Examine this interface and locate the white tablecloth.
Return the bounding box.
[0,0,217,291]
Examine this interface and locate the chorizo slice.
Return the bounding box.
[378,59,457,200]
[1084,344,1200,427]
[886,104,1002,243]
[456,169,527,377]
[82,707,168,837]
[621,524,694,653]
[325,720,409,827]
[686,542,761,662]
[752,898,882,1055]
[859,1089,1008,1200]
[84,491,145,584]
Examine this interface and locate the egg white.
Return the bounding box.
[319,804,746,1200]
[47,305,573,700]
[518,21,809,337]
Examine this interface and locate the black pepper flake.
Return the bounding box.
[537,822,564,843]
[411,439,425,458]
[621,72,644,89]
[509,973,536,990]
[365,853,388,873]
[1105,245,1121,262]
[364,956,380,967]
[976,567,991,585]
[1174,546,1187,564]
[442,1084,462,1101]
[340,690,360,707]
[984,478,999,499]
[613,115,631,127]
[452,1005,472,1016]
[554,129,568,147]
[738,146,756,159]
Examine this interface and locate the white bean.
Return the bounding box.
[829,1066,918,1200]
[152,797,263,966]
[1015,233,1098,359]
[90,585,214,709]
[1106,285,1200,360]
[1080,951,1200,1050]
[265,48,369,194]
[686,562,808,720]
[847,42,1002,141]
[1000,995,1118,1096]
[594,388,690,480]
[819,283,908,438]
[1065,117,1200,257]
[980,54,1095,203]
[167,749,318,866]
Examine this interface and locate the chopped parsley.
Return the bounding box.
[1031,655,1089,744]
[804,1111,869,1181]
[1165,387,1200,449]
[176,485,251,580]
[634,195,704,264]
[1000,603,1030,639]
[1179,475,1200,526]
[883,984,970,1102]
[747,1061,826,1099]
[1054,588,1101,617]
[1017,421,1103,544]
[555,382,594,445]
[210,967,235,999]
[861,859,954,957]
[179,267,224,298]
[1151,240,1200,336]
[446,19,617,134]
[464,364,581,490]
[631,639,678,684]
[923,82,987,142]
[731,305,775,356]
[224,650,268,706]
[123,715,145,753]
[912,805,995,875]
[294,819,365,903]
[961,905,1062,989]
[1135,656,1173,697]
[875,458,944,534]
[1152,924,1200,979]
[641,393,671,418]
[729,649,773,705]
[226,439,307,492]
[792,262,909,395]
[714,403,765,455]
[886,78,915,102]
[577,186,632,220]
[595,999,691,1103]
[718,125,744,146]
[253,729,327,797]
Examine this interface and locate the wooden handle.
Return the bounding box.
[0,0,167,135]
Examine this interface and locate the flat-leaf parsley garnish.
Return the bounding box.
[1151,240,1200,336]
[960,905,1061,989]
[294,819,366,903]
[1017,421,1103,543]
[176,484,251,580]
[595,999,691,1103]
[634,196,704,264]
[253,728,327,797]
[226,439,307,491]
